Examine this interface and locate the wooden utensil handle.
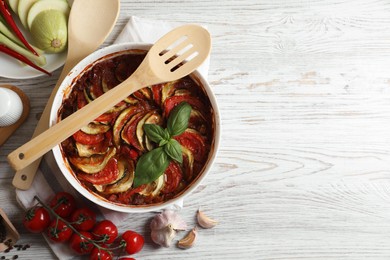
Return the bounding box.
[8,74,145,172]
[12,62,73,190]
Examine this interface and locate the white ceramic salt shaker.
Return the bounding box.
[0,87,23,127]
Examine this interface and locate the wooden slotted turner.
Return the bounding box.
[8,24,211,171]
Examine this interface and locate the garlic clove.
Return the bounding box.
[177,227,197,249]
[197,209,218,229]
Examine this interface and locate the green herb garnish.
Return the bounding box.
[133,102,192,187]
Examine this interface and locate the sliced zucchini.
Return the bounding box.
[135,111,156,151]
[75,142,108,157]
[81,122,110,135]
[138,174,164,197]
[104,160,135,194]
[182,146,194,180]
[17,0,37,28]
[174,89,191,96]
[124,96,139,104]
[27,0,70,29]
[142,112,163,151]
[161,80,178,104]
[69,147,116,174]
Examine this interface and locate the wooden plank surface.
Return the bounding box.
[2,0,390,259]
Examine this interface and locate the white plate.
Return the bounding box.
[0,51,66,79]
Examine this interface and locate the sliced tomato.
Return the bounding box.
[161,161,183,194]
[120,145,139,160]
[116,185,147,204]
[73,130,104,145]
[121,112,146,151]
[70,148,116,174]
[163,95,205,118]
[174,129,207,162]
[94,111,119,124]
[113,106,144,146]
[77,158,119,185]
[151,84,163,105]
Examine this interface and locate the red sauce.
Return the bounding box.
[58,51,213,206]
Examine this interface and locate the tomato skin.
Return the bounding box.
[161,161,182,194]
[89,246,113,260]
[49,192,77,218]
[73,130,105,145]
[164,95,205,117]
[70,208,97,231]
[77,158,119,185]
[121,230,144,255]
[23,207,51,233]
[174,130,206,162]
[69,231,94,255]
[47,219,73,243]
[92,220,118,244]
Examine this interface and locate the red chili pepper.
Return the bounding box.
[0,0,39,56]
[0,44,51,75]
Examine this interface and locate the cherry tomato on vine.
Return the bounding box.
[92,220,118,244]
[89,246,113,260]
[70,208,96,231]
[69,231,94,255]
[47,219,73,242]
[121,230,144,255]
[49,192,77,218]
[23,206,51,233]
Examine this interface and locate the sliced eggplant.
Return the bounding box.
[113,106,142,146]
[83,86,94,103]
[69,147,116,174]
[81,122,111,135]
[103,160,135,194]
[138,174,164,197]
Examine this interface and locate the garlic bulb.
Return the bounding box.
[197,209,218,229]
[178,227,197,249]
[150,210,187,247]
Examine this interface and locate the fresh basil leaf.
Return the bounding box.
[164,139,183,164]
[134,147,170,187]
[144,124,170,144]
[159,139,169,147]
[167,102,192,136]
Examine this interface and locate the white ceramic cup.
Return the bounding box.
[0,87,23,127]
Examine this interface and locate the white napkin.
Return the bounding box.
[15,16,210,259]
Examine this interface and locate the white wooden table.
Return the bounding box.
[2,0,390,259]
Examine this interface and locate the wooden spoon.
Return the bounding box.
[8,24,211,171]
[12,0,120,190]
